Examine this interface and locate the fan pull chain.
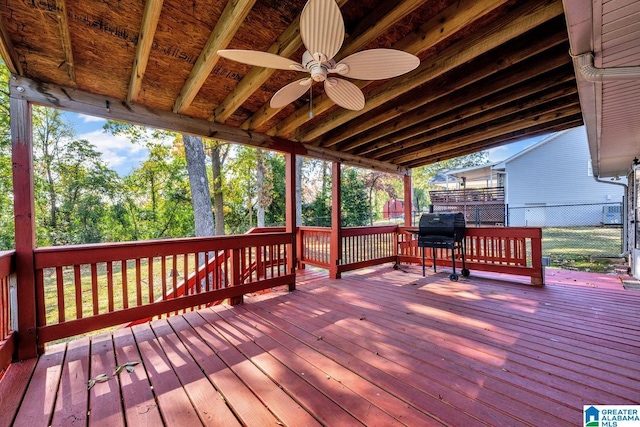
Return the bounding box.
[309,84,314,118]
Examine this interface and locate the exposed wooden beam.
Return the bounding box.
[388,102,582,165]
[349,62,575,156]
[0,13,22,75]
[323,32,570,151]
[128,0,164,103]
[370,84,578,160]
[269,0,516,139]
[173,0,257,114]
[55,0,76,84]
[403,118,584,168]
[241,0,433,131]
[11,75,405,174]
[212,0,350,124]
[356,62,575,155]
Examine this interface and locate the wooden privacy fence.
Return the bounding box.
[34,232,294,346]
[0,250,15,371]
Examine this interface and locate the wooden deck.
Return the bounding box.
[2,265,639,426]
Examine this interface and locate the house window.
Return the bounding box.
[587,159,593,176]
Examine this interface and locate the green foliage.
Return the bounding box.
[0,65,13,249]
[341,168,369,226]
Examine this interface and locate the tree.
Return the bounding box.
[0,63,14,249]
[183,135,214,237]
[341,167,369,227]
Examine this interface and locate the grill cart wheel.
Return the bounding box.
[449,273,459,281]
[462,268,470,277]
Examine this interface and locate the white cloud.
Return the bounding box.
[78,114,107,124]
[76,129,148,172]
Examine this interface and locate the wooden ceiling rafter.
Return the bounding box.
[406,117,584,168]
[239,0,425,131]
[172,0,257,114]
[54,0,75,85]
[369,83,579,161]
[288,0,565,144]
[360,71,577,158]
[127,0,164,103]
[330,31,571,153]
[267,0,512,139]
[0,11,22,75]
[390,102,582,165]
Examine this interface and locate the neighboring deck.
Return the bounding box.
[2,265,639,426]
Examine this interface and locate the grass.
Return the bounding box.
[542,226,624,273]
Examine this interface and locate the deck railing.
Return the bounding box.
[429,187,505,204]
[298,227,332,269]
[398,226,544,284]
[339,226,397,273]
[0,250,15,371]
[34,232,294,346]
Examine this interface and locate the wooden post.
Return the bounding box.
[404,173,413,227]
[330,162,342,279]
[285,152,296,290]
[10,95,38,359]
[229,249,243,305]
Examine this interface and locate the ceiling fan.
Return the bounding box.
[217,0,420,111]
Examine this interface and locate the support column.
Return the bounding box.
[10,95,38,359]
[285,152,296,290]
[404,172,413,227]
[330,162,342,279]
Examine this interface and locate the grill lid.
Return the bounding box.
[418,212,465,238]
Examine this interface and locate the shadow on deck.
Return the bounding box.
[2,266,639,426]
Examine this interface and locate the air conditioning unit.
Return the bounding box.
[602,204,622,225]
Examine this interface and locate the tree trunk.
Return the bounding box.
[256,150,265,227]
[183,135,214,237]
[296,155,303,226]
[210,144,225,235]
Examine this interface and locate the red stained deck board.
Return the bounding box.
[12,343,66,427]
[51,336,90,427]
[0,358,37,427]
[326,271,640,400]
[252,290,577,426]
[294,272,640,405]
[196,308,365,427]
[88,332,124,427]
[149,318,243,427]
[131,323,202,426]
[5,265,640,427]
[212,306,429,427]
[112,327,163,427]
[175,312,320,427]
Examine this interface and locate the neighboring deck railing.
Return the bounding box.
[34,232,294,346]
[0,250,15,371]
[429,187,505,204]
[398,226,544,284]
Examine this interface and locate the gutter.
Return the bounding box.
[573,52,640,82]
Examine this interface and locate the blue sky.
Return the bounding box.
[64,111,540,174]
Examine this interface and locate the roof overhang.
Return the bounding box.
[563,0,640,178]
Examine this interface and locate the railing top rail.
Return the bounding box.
[298,226,331,232]
[342,225,398,236]
[0,250,15,277]
[34,232,293,268]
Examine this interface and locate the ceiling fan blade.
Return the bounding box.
[300,0,345,62]
[217,50,303,71]
[324,78,365,111]
[270,78,312,108]
[335,49,420,80]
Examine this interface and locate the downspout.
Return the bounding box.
[572,53,640,81]
[594,175,628,257]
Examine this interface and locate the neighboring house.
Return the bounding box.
[432,126,625,227]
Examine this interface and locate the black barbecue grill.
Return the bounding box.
[413,212,469,281]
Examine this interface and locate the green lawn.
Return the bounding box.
[542,226,624,272]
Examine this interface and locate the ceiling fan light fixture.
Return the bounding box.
[218,0,420,111]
